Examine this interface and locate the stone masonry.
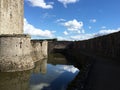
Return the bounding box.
[0,0,23,34]
[0,0,48,72]
[0,0,34,72]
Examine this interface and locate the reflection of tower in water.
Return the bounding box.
[40,59,47,74]
[0,70,32,90]
[33,59,47,74]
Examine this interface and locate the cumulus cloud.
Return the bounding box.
[94,28,120,37]
[56,36,68,41]
[26,0,53,9]
[70,34,94,40]
[24,18,55,38]
[63,19,83,31]
[66,28,120,41]
[58,0,79,8]
[63,31,69,35]
[56,34,93,41]
[90,19,97,23]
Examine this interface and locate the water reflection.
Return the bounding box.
[30,53,79,90]
[33,59,47,74]
[0,70,32,90]
[0,53,79,90]
[48,53,69,65]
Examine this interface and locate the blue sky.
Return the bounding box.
[24,0,120,40]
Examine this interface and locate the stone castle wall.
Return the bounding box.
[48,41,73,53]
[0,0,23,34]
[31,40,48,62]
[69,31,120,60]
[0,0,48,72]
[0,35,34,72]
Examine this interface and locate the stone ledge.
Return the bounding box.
[0,34,31,38]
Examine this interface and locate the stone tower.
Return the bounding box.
[0,0,23,34]
[0,0,34,72]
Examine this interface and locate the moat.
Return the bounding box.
[0,53,79,90]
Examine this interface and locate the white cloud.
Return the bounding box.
[94,28,120,37]
[56,65,79,73]
[101,26,106,29]
[62,65,79,73]
[81,29,85,33]
[70,34,94,40]
[90,19,97,23]
[88,26,92,29]
[57,36,73,41]
[63,19,83,31]
[42,13,56,19]
[65,28,120,41]
[26,0,53,9]
[56,18,66,22]
[24,18,55,38]
[56,34,93,41]
[58,0,79,8]
[57,36,66,41]
[63,31,69,35]
[58,28,120,41]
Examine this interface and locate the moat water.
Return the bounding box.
[0,53,79,90]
